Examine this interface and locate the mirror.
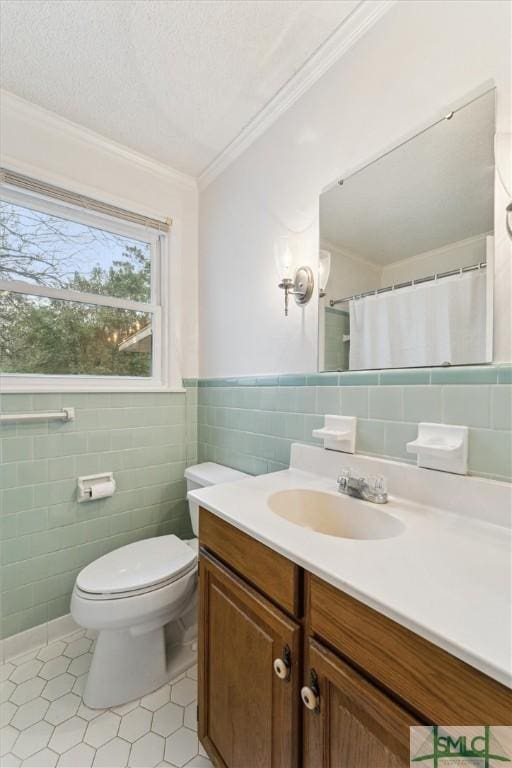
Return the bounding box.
[318,89,495,372]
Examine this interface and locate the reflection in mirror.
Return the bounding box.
[318,89,495,372]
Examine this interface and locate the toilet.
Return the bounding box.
[71,462,248,708]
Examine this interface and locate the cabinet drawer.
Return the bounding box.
[307,573,512,724]
[199,508,301,617]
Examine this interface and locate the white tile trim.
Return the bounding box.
[47,615,82,645]
[3,615,81,664]
[3,624,48,665]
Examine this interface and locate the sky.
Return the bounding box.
[1,199,150,289]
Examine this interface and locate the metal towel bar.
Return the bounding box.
[0,407,75,425]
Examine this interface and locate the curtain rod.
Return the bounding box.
[329,262,487,308]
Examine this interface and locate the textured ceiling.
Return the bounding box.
[0,0,359,176]
[320,89,495,264]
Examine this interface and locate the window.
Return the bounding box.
[0,184,171,390]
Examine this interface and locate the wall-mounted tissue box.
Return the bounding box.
[78,472,116,502]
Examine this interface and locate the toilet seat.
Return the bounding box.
[76,535,197,600]
[74,561,197,601]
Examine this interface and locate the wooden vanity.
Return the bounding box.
[198,508,511,768]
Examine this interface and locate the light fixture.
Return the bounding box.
[274,236,314,316]
[318,249,331,298]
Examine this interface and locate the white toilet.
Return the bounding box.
[71,462,248,708]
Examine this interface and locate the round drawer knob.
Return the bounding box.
[301,686,319,710]
[273,658,289,680]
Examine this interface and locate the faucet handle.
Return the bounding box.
[337,467,351,490]
[366,475,388,502]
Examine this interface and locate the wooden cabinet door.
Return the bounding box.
[303,639,422,768]
[198,552,301,768]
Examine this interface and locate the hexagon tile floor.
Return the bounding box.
[0,628,212,768]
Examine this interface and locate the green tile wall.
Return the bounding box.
[1,366,510,641]
[0,390,198,640]
[197,366,512,483]
[324,308,349,371]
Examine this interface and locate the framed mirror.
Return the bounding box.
[318,88,495,372]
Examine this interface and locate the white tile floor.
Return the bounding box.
[0,629,211,768]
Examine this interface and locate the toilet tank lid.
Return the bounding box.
[184,462,249,487]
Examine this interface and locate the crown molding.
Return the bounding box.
[0,89,197,192]
[198,0,396,190]
[382,231,493,271]
[1,1,395,194]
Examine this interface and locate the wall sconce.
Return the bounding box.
[318,249,331,298]
[274,236,314,316]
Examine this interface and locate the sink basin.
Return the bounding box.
[268,489,405,540]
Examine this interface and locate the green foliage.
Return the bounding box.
[69,246,151,303]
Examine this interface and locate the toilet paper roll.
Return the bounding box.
[89,479,116,500]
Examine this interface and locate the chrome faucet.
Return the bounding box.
[337,468,388,504]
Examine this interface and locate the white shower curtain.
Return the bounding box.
[349,269,487,370]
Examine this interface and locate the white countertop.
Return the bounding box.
[189,447,512,688]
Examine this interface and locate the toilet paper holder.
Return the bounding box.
[78,472,116,502]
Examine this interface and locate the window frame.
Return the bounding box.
[0,186,174,392]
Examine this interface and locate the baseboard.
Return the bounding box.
[1,613,81,665]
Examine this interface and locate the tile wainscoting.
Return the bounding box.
[0,391,198,642]
[193,366,512,483]
[1,370,509,645]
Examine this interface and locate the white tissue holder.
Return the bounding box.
[406,423,468,475]
[78,472,116,502]
[312,414,356,453]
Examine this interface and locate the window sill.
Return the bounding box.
[0,374,186,394]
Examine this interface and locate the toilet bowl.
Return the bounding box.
[71,462,248,708]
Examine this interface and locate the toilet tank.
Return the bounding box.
[184,462,249,536]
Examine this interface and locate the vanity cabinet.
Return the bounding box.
[198,552,301,768]
[303,639,419,768]
[198,508,512,768]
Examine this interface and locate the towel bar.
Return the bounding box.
[0,407,75,425]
